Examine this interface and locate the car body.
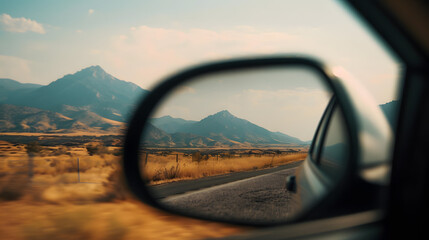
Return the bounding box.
[123,0,429,239]
[290,92,392,219]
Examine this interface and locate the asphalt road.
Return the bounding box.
[150,160,303,199]
[158,165,300,223]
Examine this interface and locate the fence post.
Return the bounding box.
[28,154,34,181]
[144,152,149,165]
[77,157,80,183]
[176,154,178,163]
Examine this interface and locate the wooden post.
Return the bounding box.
[176,154,178,163]
[77,157,80,183]
[144,152,149,165]
[271,154,274,166]
[28,154,34,180]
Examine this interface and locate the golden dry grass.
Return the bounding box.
[0,201,243,240]
[143,153,307,184]
[0,141,245,239]
[0,131,122,136]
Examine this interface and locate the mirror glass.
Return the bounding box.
[139,66,343,224]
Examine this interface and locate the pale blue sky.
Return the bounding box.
[0,0,401,105]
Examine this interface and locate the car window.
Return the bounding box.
[310,99,335,162]
[318,105,349,179]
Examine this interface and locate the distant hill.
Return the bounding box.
[149,110,304,147]
[0,104,84,132]
[0,104,122,133]
[4,66,148,122]
[0,78,43,102]
[142,123,244,148]
[54,105,124,130]
[179,110,303,145]
[170,132,218,147]
[142,123,174,146]
[151,115,197,133]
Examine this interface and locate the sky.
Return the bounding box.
[153,67,332,140]
[0,0,402,139]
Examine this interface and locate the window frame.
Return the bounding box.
[318,103,349,178]
[309,97,336,164]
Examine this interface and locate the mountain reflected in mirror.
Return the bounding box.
[144,110,305,148]
[140,67,333,223]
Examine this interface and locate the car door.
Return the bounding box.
[291,97,349,218]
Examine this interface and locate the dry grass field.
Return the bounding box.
[0,141,245,240]
[143,152,307,184]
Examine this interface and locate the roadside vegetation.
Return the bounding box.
[0,141,242,240]
[143,152,307,184]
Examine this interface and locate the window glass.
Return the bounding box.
[319,106,349,179]
[310,101,333,162]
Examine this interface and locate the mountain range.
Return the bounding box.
[2,66,147,122]
[0,66,399,146]
[147,110,305,147]
[0,78,42,102]
[0,66,146,133]
[0,104,123,133]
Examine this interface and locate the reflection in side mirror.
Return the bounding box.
[136,66,344,224]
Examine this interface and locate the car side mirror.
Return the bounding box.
[122,56,392,226]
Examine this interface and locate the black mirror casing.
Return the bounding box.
[122,56,367,226]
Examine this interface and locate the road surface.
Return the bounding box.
[156,164,301,223]
[151,161,303,198]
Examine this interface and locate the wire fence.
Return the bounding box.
[141,151,306,164]
[0,151,306,185]
[0,157,113,184]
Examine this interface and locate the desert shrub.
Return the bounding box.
[151,164,180,181]
[192,152,201,162]
[96,167,128,202]
[45,159,76,174]
[163,164,180,179]
[52,146,71,156]
[0,173,29,201]
[112,148,122,156]
[86,143,108,156]
[25,142,42,156]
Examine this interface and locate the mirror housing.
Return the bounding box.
[122,56,392,226]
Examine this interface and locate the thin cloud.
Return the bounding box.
[99,26,298,88]
[88,9,94,15]
[0,55,32,82]
[0,14,45,34]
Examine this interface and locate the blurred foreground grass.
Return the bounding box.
[0,200,243,240]
[0,141,245,240]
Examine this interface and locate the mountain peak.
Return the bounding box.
[7,64,147,122]
[213,110,234,118]
[85,65,104,71]
[79,65,108,77]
